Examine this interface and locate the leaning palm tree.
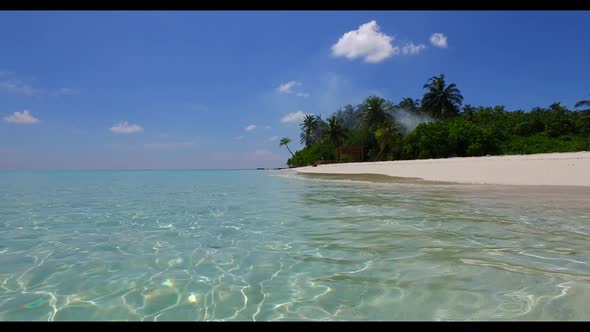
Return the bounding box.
[374,121,401,161]
[575,94,590,112]
[279,137,294,157]
[359,96,390,130]
[325,116,349,148]
[420,74,463,119]
[299,114,318,147]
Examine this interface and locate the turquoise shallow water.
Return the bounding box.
[1,170,589,321]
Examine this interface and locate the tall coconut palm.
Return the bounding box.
[575,94,590,112]
[359,96,390,130]
[374,121,401,161]
[325,116,349,148]
[279,137,294,157]
[313,115,328,143]
[299,114,318,147]
[420,74,463,119]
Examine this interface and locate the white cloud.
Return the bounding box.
[235,135,244,140]
[110,121,143,134]
[0,80,37,96]
[281,111,306,124]
[4,110,40,124]
[402,42,427,55]
[255,150,273,157]
[277,81,301,94]
[245,124,256,132]
[430,33,448,48]
[331,20,399,63]
[277,81,310,98]
[269,136,279,141]
[265,125,272,129]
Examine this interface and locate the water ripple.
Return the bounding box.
[0,170,589,320]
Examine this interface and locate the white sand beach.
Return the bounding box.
[295,151,590,187]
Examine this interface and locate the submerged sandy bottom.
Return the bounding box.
[1,170,590,320]
[295,151,590,187]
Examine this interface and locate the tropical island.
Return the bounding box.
[279,74,590,186]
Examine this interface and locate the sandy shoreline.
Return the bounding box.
[294,151,590,187]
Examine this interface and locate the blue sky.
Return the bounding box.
[1,11,589,170]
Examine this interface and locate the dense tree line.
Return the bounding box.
[280,74,590,167]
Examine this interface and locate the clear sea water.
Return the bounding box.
[1,170,589,321]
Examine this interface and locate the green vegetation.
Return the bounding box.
[359,96,390,130]
[287,142,337,167]
[374,121,402,161]
[285,76,590,167]
[420,74,463,119]
[575,94,590,112]
[299,114,318,148]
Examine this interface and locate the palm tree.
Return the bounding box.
[313,115,328,143]
[279,137,294,157]
[333,104,360,129]
[359,96,390,130]
[397,97,420,114]
[462,104,476,121]
[575,94,590,112]
[325,116,348,147]
[299,114,318,147]
[420,74,463,119]
[374,121,402,161]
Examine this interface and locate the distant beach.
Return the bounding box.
[294,151,590,187]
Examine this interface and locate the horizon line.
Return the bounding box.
[0,167,287,172]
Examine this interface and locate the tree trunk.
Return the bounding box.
[374,147,385,161]
[286,145,294,157]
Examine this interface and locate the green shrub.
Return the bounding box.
[339,154,352,163]
[287,142,336,167]
[400,120,498,159]
[344,127,375,161]
[501,135,590,155]
[447,120,497,156]
[574,111,590,135]
[544,103,575,137]
[401,122,450,159]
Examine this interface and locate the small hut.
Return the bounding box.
[336,146,364,162]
